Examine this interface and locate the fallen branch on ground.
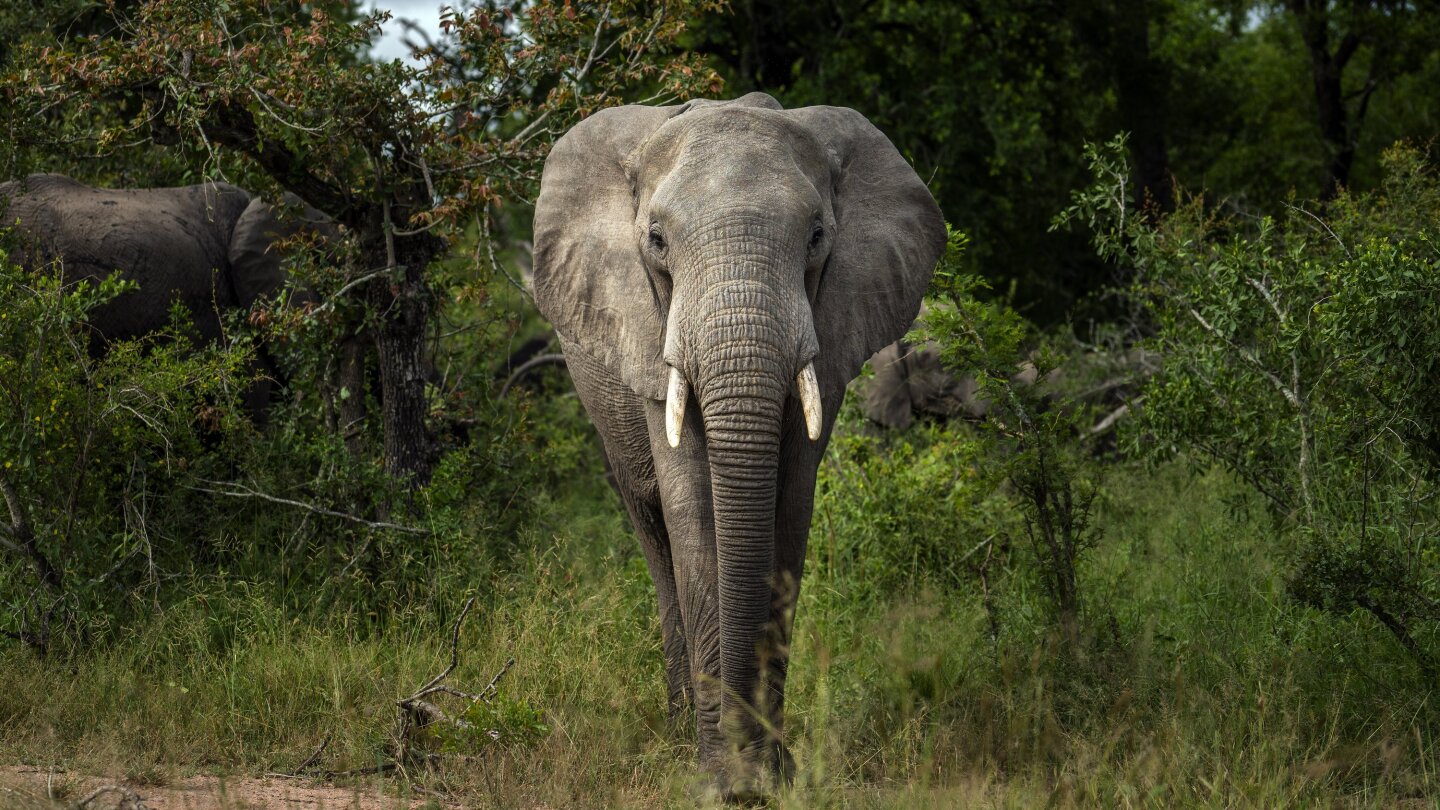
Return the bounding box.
[75,785,148,809]
[394,596,517,770]
[274,597,518,783]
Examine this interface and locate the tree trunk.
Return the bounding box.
[1112,0,1173,215]
[1290,1,1363,200]
[368,232,440,486]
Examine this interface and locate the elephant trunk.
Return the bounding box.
[685,276,814,756]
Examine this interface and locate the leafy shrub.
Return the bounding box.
[440,694,551,753]
[0,244,249,651]
[919,228,1107,634]
[814,403,1014,600]
[819,227,1110,648]
[1065,138,1440,676]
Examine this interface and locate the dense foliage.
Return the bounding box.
[0,246,247,651]
[0,0,722,649]
[690,0,1440,322]
[1061,138,1440,675]
[0,0,1436,806]
[1,0,721,483]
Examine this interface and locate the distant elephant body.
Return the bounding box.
[0,171,329,341]
[0,174,328,343]
[862,333,1158,434]
[0,174,333,415]
[863,338,981,428]
[533,93,945,795]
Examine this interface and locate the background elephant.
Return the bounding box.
[533,92,945,795]
[862,329,1159,437]
[0,173,331,342]
[0,173,335,416]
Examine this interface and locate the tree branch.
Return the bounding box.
[1187,307,1302,409]
[192,98,355,220]
[188,479,429,534]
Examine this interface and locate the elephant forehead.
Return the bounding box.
[637,108,833,195]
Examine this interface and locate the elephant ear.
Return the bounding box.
[227,195,289,307]
[784,106,947,399]
[533,93,783,402]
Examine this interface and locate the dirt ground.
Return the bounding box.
[0,766,435,810]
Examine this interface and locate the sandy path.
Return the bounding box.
[0,766,436,809]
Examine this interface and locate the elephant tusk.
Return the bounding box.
[665,366,688,448]
[797,362,822,441]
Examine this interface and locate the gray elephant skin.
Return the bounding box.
[862,334,1158,433]
[533,93,945,794]
[0,174,331,413]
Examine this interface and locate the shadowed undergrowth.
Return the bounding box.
[0,458,1433,808]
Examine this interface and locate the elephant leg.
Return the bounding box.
[616,481,693,718]
[242,348,282,425]
[561,347,693,721]
[642,398,727,767]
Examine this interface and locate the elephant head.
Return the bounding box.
[533,93,945,783]
[228,190,339,312]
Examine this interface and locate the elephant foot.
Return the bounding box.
[695,742,794,805]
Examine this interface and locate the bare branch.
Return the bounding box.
[304,266,402,318]
[1245,276,1287,324]
[76,784,150,809]
[1187,307,1302,409]
[478,211,534,305]
[413,596,477,697]
[499,354,567,400]
[1283,201,1351,257]
[189,479,429,535]
[1089,397,1142,437]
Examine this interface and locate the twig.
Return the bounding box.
[1283,201,1351,258]
[1089,397,1143,436]
[75,784,149,809]
[413,596,477,697]
[189,479,429,535]
[481,657,516,700]
[267,733,332,777]
[478,211,533,305]
[321,762,400,779]
[498,354,567,399]
[1186,307,1301,408]
[306,266,402,318]
[0,471,62,592]
[954,535,995,567]
[1244,276,1287,324]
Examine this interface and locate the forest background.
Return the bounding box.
[0,1,1437,807]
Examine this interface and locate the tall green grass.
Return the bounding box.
[0,456,1434,808]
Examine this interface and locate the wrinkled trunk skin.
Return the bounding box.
[685,263,806,791]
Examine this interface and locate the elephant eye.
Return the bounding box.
[648,226,667,254]
[808,225,825,250]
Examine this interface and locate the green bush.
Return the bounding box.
[0,224,559,648]
[0,243,249,651]
[815,225,1113,671]
[1064,137,1440,677]
[814,402,1014,600]
[918,228,1108,634]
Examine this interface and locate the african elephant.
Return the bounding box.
[533,93,945,795]
[861,331,1158,435]
[0,173,335,416]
